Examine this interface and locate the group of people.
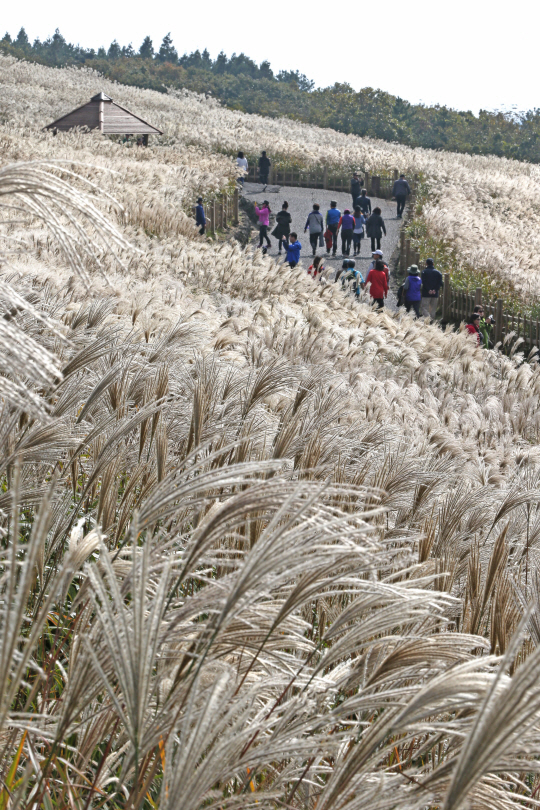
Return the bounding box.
[253,198,388,259]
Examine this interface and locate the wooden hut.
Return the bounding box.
[45,92,163,144]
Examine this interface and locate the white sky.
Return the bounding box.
[3,0,539,114]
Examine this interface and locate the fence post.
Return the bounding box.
[209,200,215,237]
[442,273,451,322]
[414,250,420,267]
[365,171,370,195]
[221,193,226,229]
[323,166,328,188]
[399,231,405,272]
[494,299,503,345]
[233,187,239,225]
[474,287,482,307]
[405,239,411,268]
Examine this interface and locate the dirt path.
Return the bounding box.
[243,181,403,310]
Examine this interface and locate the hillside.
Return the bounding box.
[2,56,540,810]
[4,28,540,164]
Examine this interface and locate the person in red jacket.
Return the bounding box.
[365,259,388,308]
[465,313,482,345]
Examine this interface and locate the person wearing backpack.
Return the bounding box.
[304,204,324,256]
[339,209,355,257]
[325,201,341,256]
[365,259,388,308]
[403,265,422,318]
[365,207,386,252]
[272,201,292,254]
[255,200,271,249]
[421,258,443,319]
[352,206,366,256]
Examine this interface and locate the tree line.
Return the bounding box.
[4,27,540,164]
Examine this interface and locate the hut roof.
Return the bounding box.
[45,93,163,135]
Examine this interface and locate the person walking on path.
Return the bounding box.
[304,204,324,256]
[466,313,482,346]
[403,265,422,317]
[421,258,443,319]
[326,201,341,256]
[255,200,271,249]
[281,232,302,268]
[237,151,248,185]
[392,174,411,219]
[365,259,388,309]
[273,201,292,254]
[368,249,389,279]
[352,207,366,256]
[258,151,271,189]
[339,209,355,256]
[355,189,371,216]
[351,172,363,206]
[366,207,386,253]
[195,197,206,235]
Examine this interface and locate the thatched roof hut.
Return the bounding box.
[45,93,163,139]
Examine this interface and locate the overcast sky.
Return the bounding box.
[3,0,539,114]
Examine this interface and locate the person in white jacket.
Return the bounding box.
[237,151,248,185]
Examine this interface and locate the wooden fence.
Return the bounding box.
[196,187,239,236]
[244,165,402,200]
[440,274,539,350]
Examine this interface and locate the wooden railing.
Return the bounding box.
[244,165,404,200]
[196,187,239,236]
[441,276,540,349]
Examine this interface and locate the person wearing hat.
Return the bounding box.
[421,258,443,320]
[350,172,363,206]
[326,200,342,257]
[392,173,411,219]
[403,265,422,318]
[368,249,389,281]
[255,200,271,249]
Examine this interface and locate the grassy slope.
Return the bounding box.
[2,56,540,810]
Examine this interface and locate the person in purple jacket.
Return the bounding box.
[339,209,355,256]
[403,265,422,318]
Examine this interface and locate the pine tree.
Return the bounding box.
[139,36,154,59]
[157,33,177,63]
[107,40,121,60]
[15,28,29,50]
[122,42,135,58]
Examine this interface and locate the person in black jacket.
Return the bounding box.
[392,174,411,218]
[420,258,443,319]
[259,151,271,189]
[365,207,386,252]
[350,173,363,206]
[355,189,371,216]
[273,202,292,254]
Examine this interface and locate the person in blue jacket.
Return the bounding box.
[325,201,341,257]
[281,232,302,268]
[195,197,206,235]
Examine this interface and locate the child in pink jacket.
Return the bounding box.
[255,200,271,249]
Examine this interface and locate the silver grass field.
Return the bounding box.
[3,55,540,810]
